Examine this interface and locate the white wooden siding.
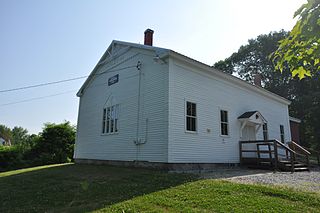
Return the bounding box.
[168,58,291,163]
[75,45,169,162]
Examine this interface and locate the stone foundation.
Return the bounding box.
[75,158,239,173]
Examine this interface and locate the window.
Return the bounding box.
[186,101,197,132]
[102,104,119,134]
[280,125,285,143]
[220,110,229,136]
[263,123,268,141]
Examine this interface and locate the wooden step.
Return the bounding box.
[282,163,306,167]
[293,167,309,172]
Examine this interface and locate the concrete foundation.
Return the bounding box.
[75,158,240,173]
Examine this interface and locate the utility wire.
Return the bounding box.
[0,90,77,106]
[0,73,139,107]
[0,76,87,93]
[0,64,138,93]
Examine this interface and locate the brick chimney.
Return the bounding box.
[144,29,154,46]
[254,73,262,87]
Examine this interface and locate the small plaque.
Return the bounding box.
[108,74,119,86]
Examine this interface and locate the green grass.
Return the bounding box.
[0,164,319,212]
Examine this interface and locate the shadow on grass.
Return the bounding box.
[0,163,196,212]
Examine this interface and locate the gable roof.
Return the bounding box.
[238,111,258,119]
[77,40,291,105]
[238,111,267,126]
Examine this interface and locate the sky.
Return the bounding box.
[0,0,305,134]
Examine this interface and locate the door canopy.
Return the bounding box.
[238,111,267,137]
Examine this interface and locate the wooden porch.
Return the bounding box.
[239,140,312,172]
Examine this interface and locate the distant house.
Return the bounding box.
[0,137,7,146]
[74,29,300,170]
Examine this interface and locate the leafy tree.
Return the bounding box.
[271,0,320,79]
[11,126,28,145]
[213,30,293,97]
[32,121,76,164]
[214,31,320,150]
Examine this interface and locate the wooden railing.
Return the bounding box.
[290,141,320,166]
[239,139,310,172]
[288,141,311,166]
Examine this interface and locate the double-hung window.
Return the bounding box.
[220,110,229,136]
[280,125,285,143]
[102,104,119,134]
[263,123,268,141]
[186,101,197,132]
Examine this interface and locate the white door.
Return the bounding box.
[242,126,256,141]
[241,126,257,158]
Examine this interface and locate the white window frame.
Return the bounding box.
[102,104,119,135]
[185,101,197,133]
[220,109,229,136]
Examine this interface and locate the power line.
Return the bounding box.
[0,76,87,93]
[0,73,139,107]
[0,90,77,106]
[0,64,138,93]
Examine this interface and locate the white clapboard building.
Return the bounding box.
[74,29,293,170]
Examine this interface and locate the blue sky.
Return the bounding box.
[0,0,305,134]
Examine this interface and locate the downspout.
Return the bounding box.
[134,61,147,161]
[136,61,142,145]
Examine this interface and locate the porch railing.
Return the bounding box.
[289,141,320,166]
[239,139,310,172]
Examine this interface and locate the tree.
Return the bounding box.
[32,121,76,164]
[271,0,320,79]
[214,31,320,149]
[213,30,293,98]
[11,126,28,145]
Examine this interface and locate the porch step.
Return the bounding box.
[293,167,309,172]
[279,161,309,172]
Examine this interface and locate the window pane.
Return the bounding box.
[186,117,191,131]
[280,125,284,143]
[115,119,118,132]
[191,117,196,131]
[102,109,106,133]
[187,102,191,116]
[220,110,228,122]
[106,107,110,133]
[221,123,224,135]
[224,111,228,122]
[191,103,196,116]
[221,123,228,135]
[110,120,114,133]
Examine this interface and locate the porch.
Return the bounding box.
[239,140,312,172]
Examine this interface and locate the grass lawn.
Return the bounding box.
[0,164,319,212]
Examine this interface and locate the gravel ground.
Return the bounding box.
[201,167,320,193]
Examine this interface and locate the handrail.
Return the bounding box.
[239,139,310,172]
[301,145,320,165]
[273,139,296,153]
[288,141,311,155]
[240,140,275,144]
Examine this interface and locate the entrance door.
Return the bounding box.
[241,126,257,158]
[242,126,256,141]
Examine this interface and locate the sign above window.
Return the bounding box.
[108,74,119,86]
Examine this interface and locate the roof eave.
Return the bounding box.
[167,51,291,106]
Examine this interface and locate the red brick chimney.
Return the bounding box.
[254,73,262,87]
[144,29,154,46]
